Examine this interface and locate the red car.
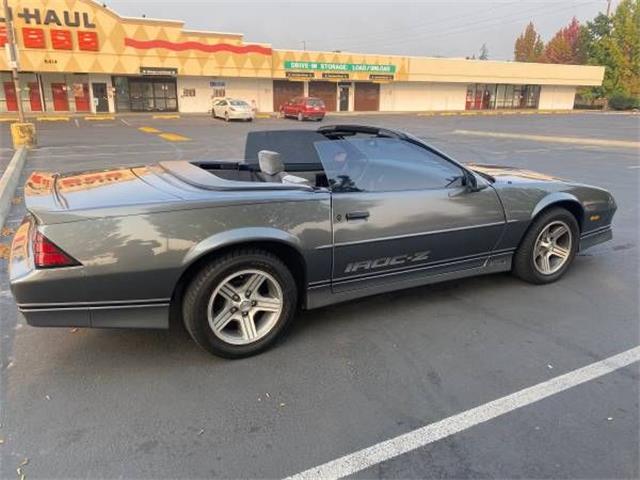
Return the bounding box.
[280,96,326,121]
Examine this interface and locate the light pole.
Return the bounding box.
[2,0,25,122]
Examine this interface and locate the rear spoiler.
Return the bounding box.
[23,172,67,222]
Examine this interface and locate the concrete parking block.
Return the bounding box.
[153,114,181,120]
[84,115,116,121]
[36,116,70,122]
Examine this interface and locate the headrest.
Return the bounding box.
[258,150,284,176]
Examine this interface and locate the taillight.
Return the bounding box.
[33,231,80,268]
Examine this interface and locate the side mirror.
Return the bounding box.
[464,171,487,192]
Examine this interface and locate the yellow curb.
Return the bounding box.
[158,132,190,142]
[139,126,161,133]
[152,114,181,120]
[84,115,115,121]
[0,118,18,122]
[254,113,272,119]
[453,129,640,149]
[36,116,70,122]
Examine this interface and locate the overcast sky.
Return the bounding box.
[105,0,615,60]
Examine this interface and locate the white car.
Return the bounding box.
[212,98,254,121]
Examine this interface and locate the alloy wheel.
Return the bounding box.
[207,269,283,345]
[533,220,572,275]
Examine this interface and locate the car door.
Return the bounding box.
[282,99,293,116]
[315,136,506,293]
[217,100,228,117]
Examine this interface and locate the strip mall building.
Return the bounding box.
[0,0,605,115]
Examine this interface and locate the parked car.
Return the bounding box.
[280,96,326,121]
[9,125,616,358]
[212,98,254,121]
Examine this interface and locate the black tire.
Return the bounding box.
[182,249,298,358]
[512,207,579,284]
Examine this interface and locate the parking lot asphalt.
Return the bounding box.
[0,112,638,479]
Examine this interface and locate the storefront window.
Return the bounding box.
[113,77,131,112]
[112,76,178,112]
[466,83,540,110]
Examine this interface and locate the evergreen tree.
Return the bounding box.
[479,43,489,60]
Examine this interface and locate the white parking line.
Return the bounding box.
[453,130,640,149]
[628,166,640,169]
[286,346,640,480]
[120,118,131,126]
[74,119,80,128]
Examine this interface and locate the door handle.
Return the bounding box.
[346,211,370,221]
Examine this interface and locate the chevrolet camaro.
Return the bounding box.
[9,125,616,358]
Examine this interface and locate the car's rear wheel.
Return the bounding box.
[512,207,579,284]
[297,112,304,121]
[182,249,297,358]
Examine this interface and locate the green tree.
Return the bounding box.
[609,0,640,96]
[479,43,489,60]
[514,22,544,62]
[583,0,639,98]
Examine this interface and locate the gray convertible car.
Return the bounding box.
[9,125,616,358]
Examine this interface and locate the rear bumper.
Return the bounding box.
[579,225,612,251]
[18,301,169,329]
[303,112,325,119]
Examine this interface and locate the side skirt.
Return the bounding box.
[305,253,512,310]
[18,301,170,329]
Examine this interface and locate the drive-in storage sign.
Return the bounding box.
[284,61,396,73]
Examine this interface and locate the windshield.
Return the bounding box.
[314,137,464,192]
[306,99,325,107]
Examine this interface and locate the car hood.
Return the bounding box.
[467,163,565,184]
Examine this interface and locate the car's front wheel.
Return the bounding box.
[512,207,579,284]
[182,249,297,358]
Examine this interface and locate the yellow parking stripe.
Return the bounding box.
[158,132,190,142]
[0,117,18,122]
[139,126,161,133]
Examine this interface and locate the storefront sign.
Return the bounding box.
[0,8,96,28]
[322,72,349,80]
[140,67,178,76]
[284,61,396,73]
[369,74,394,81]
[286,71,314,79]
